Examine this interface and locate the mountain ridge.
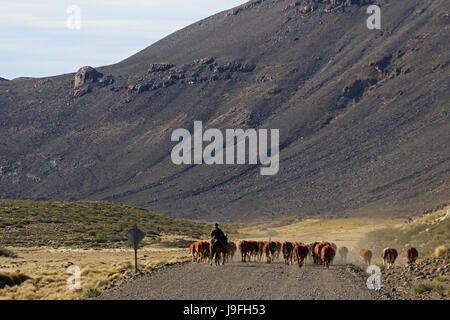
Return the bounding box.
[0,0,448,221]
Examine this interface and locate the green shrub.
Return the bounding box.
[375,263,385,272]
[79,287,101,299]
[412,278,445,295]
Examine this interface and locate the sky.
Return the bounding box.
[0,0,247,79]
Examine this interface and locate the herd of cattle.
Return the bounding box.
[190,239,420,268]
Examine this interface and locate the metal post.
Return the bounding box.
[134,226,138,273]
[134,243,138,273]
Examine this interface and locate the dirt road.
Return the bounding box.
[97,260,385,300]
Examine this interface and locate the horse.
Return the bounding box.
[210,234,228,266]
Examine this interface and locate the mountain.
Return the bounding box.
[0,0,448,221]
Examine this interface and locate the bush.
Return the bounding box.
[434,245,447,259]
[79,287,101,299]
[412,278,445,295]
[0,272,31,288]
[0,247,17,258]
[375,263,386,272]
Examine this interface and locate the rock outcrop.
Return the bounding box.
[73,66,113,97]
[74,66,103,89]
[126,58,255,96]
[285,0,375,13]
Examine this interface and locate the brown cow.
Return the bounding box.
[257,241,265,261]
[190,242,198,262]
[329,243,337,265]
[360,249,372,265]
[202,241,211,262]
[249,241,260,261]
[238,240,250,262]
[320,245,335,268]
[192,241,204,263]
[406,247,419,264]
[263,241,278,263]
[314,241,331,265]
[309,242,321,264]
[293,243,309,268]
[382,248,398,268]
[238,240,259,262]
[338,246,349,263]
[192,241,210,263]
[274,241,282,261]
[281,241,294,265]
[226,241,237,262]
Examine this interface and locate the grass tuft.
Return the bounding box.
[412,277,446,295]
[79,287,101,299]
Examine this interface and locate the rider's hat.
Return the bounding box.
[214,222,219,227]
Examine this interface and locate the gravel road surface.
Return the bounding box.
[97,261,384,300]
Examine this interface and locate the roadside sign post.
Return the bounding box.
[126,224,146,273]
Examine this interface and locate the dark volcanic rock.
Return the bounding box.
[74,66,103,89]
[0,0,448,221]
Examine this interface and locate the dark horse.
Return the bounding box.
[210,234,228,266]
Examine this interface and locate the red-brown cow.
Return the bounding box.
[360,249,372,265]
[281,241,294,265]
[226,241,237,262]
[190,242,198,262]
[309,242,321,264]
[198,241,210,262]
[238,240,250,262]
[257,241,265,261]
[382,248,398,268]
[314,241,331,265]
[249,241,260,261]
[320,245,335,268]
[263,241,278,263]
[406,247,419,264]
[274,241,282,261]
[338,246,349,263]
[190,241,210,263]
[293,243,309,268]
[238,240,259,262]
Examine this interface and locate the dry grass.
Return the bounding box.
[0,246,190,300]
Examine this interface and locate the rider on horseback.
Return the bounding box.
[210,223,226,263]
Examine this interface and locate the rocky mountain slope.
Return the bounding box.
[0,0,449,221]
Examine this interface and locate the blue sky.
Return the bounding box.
[0,0,247,79]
